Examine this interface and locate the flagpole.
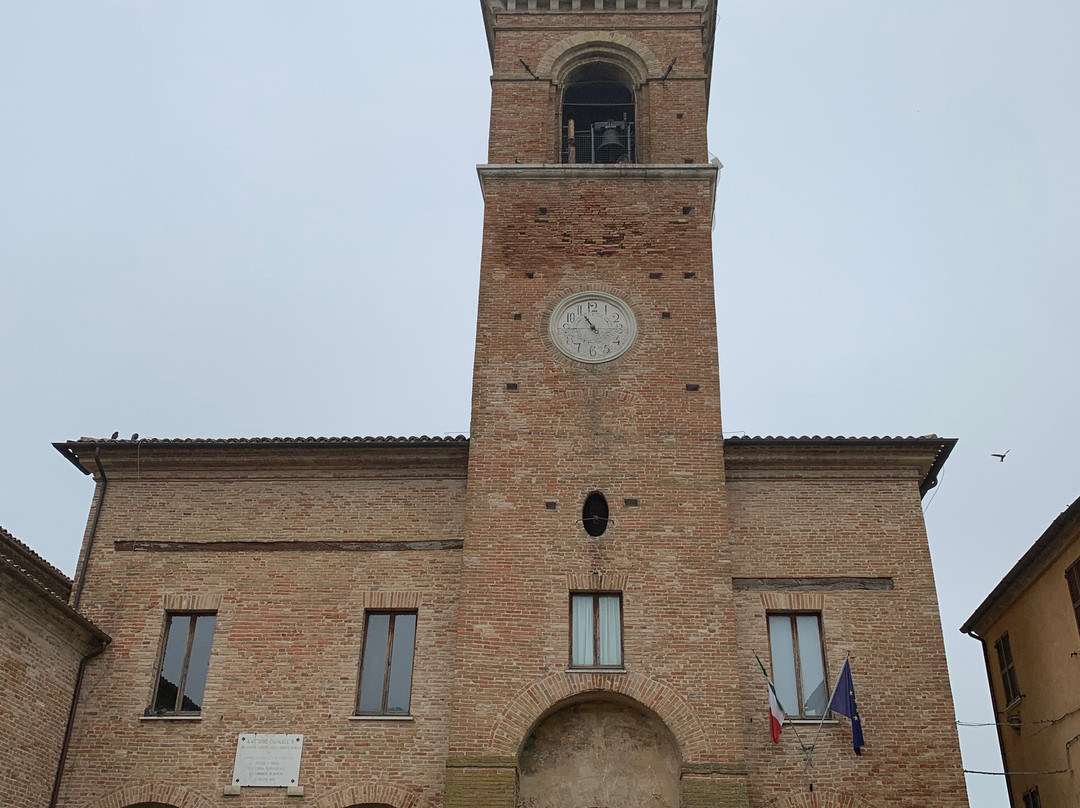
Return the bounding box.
[804,653,849,769]
[754,652,813,762]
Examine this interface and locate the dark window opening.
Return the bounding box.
[1022,787,1041,808]
[582,492,610,537]
[356,611,417,715]
[151,612,216,715]
[562,63,635,164]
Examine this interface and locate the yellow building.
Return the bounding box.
[962,495,1080,808]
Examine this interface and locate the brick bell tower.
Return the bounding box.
[449,2,743,807]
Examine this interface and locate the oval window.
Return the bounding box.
[582,492,610,537]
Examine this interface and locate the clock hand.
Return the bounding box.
[582,315,600,334]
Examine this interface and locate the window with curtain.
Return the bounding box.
[150,612,217,715]
[767,613,827,719]
[356,611,417,715]
[570,592,622,668]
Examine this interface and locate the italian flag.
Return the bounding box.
[756,654,786,743]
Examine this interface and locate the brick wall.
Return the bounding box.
[727,446,970,807]
[55,443,467,808]
[1,567,102,808]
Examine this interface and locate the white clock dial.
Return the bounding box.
[549,291,637,363]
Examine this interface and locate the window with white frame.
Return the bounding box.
[768,613,828,718]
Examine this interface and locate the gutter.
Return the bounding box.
[965,628,1016,808]
[49,638,109,808]
[919,438,956,498]
[71,448,107,611]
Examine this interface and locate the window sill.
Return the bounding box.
[349,714,414,722]
[786,718,838,725]
[566,667,627,674]
[139,714,202,721]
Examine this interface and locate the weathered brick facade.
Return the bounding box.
[0,527,108,808]
[35,3,969,807]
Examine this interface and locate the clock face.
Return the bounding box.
[549,291,637,363]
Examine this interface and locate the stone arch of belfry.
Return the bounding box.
[537,31,663,86]
[86,783,216,808]
[310,784,431,808]
[762,789,880,808]
[488,670,709,758]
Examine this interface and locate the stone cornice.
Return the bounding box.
[480,0,717,75]
[477,162,718,190]
[55,439,470,479]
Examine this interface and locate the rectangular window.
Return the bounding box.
[151,612,216,715]
[1022,786,1041,808]
[768,613,827,718]
[356,611,417,715]
[995,631,1021,705]
[570,592,622,668]
[1066,557,1080,637]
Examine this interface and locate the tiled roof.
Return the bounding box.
[64,434,469,445]
[723,435,956,499]
[0,525,110,642]
[961,495,1080,634]
[64,433,939,446]
[724,435,946,442]
[0,524,72,600]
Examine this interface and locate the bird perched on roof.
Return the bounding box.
[991,449,1010,462]
[111,431,119,439]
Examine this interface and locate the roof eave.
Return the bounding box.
[961,495,1080,635]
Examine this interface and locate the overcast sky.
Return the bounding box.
[3,3,1079,805]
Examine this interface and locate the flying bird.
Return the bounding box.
[991,450,1010,462]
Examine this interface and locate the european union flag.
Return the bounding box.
[828,658,865,756]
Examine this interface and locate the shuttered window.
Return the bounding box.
[994,632,1021,706]
[1065,557,1080,637]
[1022,786,1041,808]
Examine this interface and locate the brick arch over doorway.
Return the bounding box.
[309,783,432,808]
[487,670,709,758]
[762,789,879,808]
[83,784,216,808]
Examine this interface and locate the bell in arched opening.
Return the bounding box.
[562,62,635,164]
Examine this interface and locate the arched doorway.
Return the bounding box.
[517,696,680,808]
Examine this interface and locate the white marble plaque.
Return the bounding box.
[231,733,304,787]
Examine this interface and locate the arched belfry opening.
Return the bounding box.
[561,62,636,164]
[517,696,681,808]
